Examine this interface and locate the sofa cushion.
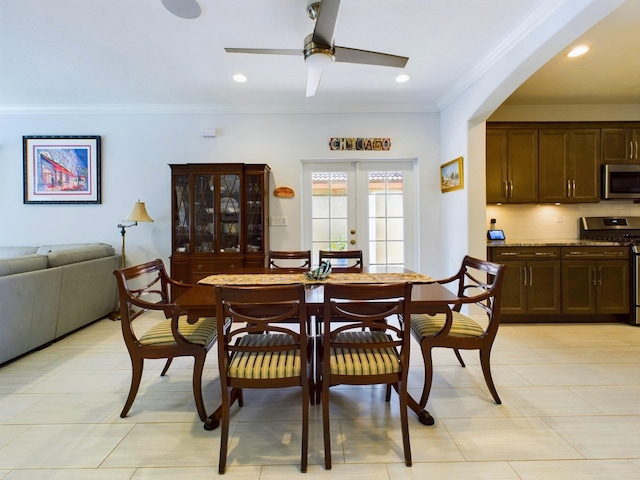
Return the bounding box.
[46,244,116,268]
[36,243,111,255]
[0,254,48,277]
[0,247,39,259]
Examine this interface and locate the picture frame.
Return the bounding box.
[440,156,464,193]
[23,135,101,204]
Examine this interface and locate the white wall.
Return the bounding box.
[0,111,441,273]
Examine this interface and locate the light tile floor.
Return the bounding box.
[1,314,639,479]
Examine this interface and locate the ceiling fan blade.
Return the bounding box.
[162,0,201,19]
[312,0,341,46]
[306,65,324,97]
[225,47,302,56]
[334,46,409,68]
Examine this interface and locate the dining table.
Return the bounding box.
[173,267,460,428]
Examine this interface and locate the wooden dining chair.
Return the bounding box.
[318,282,413,469]
[268,250,312,273]
[210,283,312,474]
[112,259,218,421]
[410,255,506,408]
[318,249,363,273]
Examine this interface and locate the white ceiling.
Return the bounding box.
[0,0,637,113]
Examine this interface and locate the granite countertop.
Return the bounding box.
[487,239,628,247]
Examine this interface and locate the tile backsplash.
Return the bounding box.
[486,201,640,241]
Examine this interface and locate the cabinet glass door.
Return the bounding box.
[173,174,191,251]
[245,173,264,253]
[193,175,215,253]
[219,173,241,252]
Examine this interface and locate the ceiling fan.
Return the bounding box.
[225,0,409,97]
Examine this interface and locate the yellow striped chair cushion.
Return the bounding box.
[330,331,400,376]
[139,315,217,347]
[229,334,300,379]
[411,312,485,339]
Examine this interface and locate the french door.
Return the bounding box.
[301,159,417,270]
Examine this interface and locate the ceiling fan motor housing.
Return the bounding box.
[303,33,335,66]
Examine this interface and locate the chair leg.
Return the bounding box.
[218,386,231,474]
[453,348,466,367]
[192,354,208,421]
[121,357,143,418]
[398,380,412,467]
[385,384,392,402]
[160,357,173,376]
[322,375,332,469]
[301,383,309,473]
[418,345,434,408]
[479,347,501,404]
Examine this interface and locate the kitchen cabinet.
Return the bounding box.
[170,163,270,283]
[486,128,538,203]
[561,246,629,314]
[488,247,561,317]
[538,128,600,203]
[601,128,640,164]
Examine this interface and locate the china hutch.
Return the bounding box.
[170,163,270,283]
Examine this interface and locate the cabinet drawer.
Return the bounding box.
[490,246,561,261]
[561,246,629,260]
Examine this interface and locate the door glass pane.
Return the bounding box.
[220,173,241,251]
[368,171,404,267]
[311,172,349,263]
[173,174,190,251]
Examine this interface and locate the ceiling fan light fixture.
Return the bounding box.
[305,51,335,68]
[232,73,247,83]
[567,45,589,58]
[395,73,410,83]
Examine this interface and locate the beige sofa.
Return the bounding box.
[0,243,120,365]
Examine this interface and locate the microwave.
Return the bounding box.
[602,164,640,199]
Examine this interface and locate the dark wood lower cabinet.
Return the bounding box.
[489,245,631,323]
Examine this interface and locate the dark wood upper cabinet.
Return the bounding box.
[601,128,640,164]
[486,128,538,203]
[538,128,600,203]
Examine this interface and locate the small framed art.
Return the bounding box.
[440,156,464,193]
[23,135,101,204]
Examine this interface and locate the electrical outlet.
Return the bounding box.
[270,216,288,226]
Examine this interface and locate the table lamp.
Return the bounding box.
[117,200,154,269]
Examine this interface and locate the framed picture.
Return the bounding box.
[23,135,101,204]
[440,156,464,193]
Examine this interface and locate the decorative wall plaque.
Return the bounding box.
[329,138,391,151]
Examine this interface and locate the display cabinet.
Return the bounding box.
[170,163,270,283]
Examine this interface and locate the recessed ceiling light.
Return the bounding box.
[232,73,247,83]
[395,73,410,83]
[567,45,589,58]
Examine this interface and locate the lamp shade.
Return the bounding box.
[123,201,154,223]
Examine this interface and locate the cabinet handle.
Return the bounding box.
[636,141,639,159]
[591,266,597,286]
[572,180,576,197]
[566,180,571,197]
[529,267,533,286]
[534,252,556,256]
[499,252,519,256]
[597,266,602,285]
[503,181,509,198]
[523,266,527,286]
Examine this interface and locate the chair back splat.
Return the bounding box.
[113,259,217,422]
[210,283,312,474]
[318,249,363,273]
[410,255,506,409]
[319,282,413,469]
[268,250,312,273]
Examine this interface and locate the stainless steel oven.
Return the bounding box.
[580,216,640,324]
